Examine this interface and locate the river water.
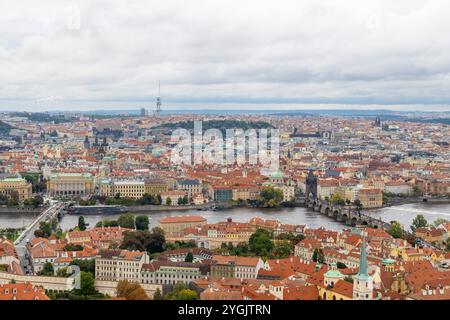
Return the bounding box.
[0,203,449,232]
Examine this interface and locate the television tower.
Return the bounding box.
[155,81,162,115]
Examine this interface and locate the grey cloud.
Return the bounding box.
[0,0,450,111]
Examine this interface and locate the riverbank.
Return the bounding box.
[66,203,215,215]
[384,196,450,207]
[0,206,45,215]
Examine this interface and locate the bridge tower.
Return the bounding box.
[305,169,318,200]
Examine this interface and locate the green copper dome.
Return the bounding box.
[325,269,344,278]
[271,171,284,179]
[381,258,395,265]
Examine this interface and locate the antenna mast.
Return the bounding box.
[156,81,162,115]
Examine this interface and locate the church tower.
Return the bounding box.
[353,230,373,300]
[83,136,90,149]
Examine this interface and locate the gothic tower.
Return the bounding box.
[83,136,90,149]
[305,169,318,200]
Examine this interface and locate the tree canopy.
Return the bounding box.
[135,215,149,231]
[388,221,404,239]
[120,227,166,254]
[117,213,136,229]
[411,214,428,232]
[116,280,149,300]
[249,229,274,256]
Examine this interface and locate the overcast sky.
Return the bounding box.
[1,0,450,112]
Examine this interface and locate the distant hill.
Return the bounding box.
[10,112,73,124]
[152,119,274,134]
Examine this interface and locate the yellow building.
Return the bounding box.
[232,186,260,201]
[47,173,94,196]
[158,215,207,237]
[144,179,168,196]
[395,248,426,262]
[336,186,359,203]
[99,179,145,199]
[357,188,383,208]
[0,177,32,202]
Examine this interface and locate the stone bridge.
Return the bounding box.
[306,198,390,229]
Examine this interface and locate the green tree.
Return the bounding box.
[120,227,166,254]
[276,233,305,245]
[153,288,163,300]
[135,215,149,231]
[40,262,54,276]
[165,197,172,206]
[433,218,448,227]
[65,244,84,251]
[165,283,198,300]
[312,249,325,263]
[35,221,52,238]
[117,213,135,229]
[259,187,283,207]
[411,214,428,232]
[56,267,68,277]
[78,216,88,231]
[70,259,95,276]
[79,271,96,296]
[271,241,293,259]
[249,229,273,256]
[388,221,404,239]
[140,193,154,205]
[184,252,194,263]
[31,195,44,207]
[96,219,119,227]
[146,227,165,253]
[331,193,345,206]
[177,289,198,300]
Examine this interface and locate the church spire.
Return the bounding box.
[353,228,373,300]
[358,231,368,278]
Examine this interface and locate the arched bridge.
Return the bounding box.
[306,198,390,229]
